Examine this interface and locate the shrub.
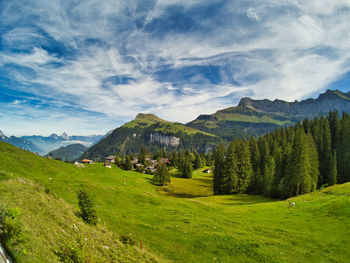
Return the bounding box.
[120,233,136,245]
[57,240,83,263]
[76,190,97,226]
[0,206,22,241]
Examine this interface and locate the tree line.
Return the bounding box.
[214,111,350,199]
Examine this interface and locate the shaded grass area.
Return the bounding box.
[0,141,350,262]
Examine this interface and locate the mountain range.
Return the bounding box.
[0,131,105,155]
[46,143,88,161]
[81,89,350,160]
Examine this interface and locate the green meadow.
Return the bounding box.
[0,141,349,262]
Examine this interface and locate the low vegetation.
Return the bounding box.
[0,141,350,262]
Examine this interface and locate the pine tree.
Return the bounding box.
[235,140,253,193]
[124,156,132,170]
[213,144,226,195]
[193,152,203,170]
[329,150,337,186]
[138,146,148,166]
[248,136,262,194]
[225,141,238,194]
[153,163,170,185]
[338,113,350,183]
[281,128,317,198]
[178,155,193,178]
[328,110,340,151]
[258,137,272,195]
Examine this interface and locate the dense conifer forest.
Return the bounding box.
[213,111,350,198]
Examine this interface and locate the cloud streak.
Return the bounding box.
[1,0,350,135]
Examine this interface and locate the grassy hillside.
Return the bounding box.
[1,141,350,262]
[81,114,220,158]
[186,106,302,141]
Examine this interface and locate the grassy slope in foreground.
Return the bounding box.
[1,141,350,262]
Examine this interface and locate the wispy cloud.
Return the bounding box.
[1,0,350,135]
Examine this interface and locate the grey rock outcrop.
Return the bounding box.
[150,133,180,147]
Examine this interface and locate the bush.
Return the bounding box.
[120,233,136,245]
[76,190,97,226]
[0,206,22,241]
[57,240,83,263]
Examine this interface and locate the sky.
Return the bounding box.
[1,0,350,136]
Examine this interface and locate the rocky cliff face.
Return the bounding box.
[238,90,350,117]
[150,133,180,147]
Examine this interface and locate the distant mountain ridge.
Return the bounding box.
[0,131,105,155]
[187,89,350,141]
[81,89,350,160]
[46,143,88,161]
[80,113,222,160]
[0,130,42,153]
[20,133,105,155]
[238,89,350,117]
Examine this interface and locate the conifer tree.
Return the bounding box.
[178,155,193,178]
[235,140,253,193]
[329,150,337,186]
[248,136,262,194]
[213,144,226,195]
[153,163,170,185]
[193,152,203,170]
[225,141,238,193]
[124,156,133,170]
[338,113,350,183]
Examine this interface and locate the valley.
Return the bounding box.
[0,141,349,262]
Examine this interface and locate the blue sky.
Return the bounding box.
[1,0,350,136]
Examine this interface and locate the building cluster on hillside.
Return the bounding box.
[72,155,173,173]
[132,157,171,173]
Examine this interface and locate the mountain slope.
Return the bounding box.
[46,143,88,161]
[81,113,221,159]
[0,141,349,262]
[0,141,159,263]
[20,133,104,155]
[0,130,42,152]
[187,89,350,141]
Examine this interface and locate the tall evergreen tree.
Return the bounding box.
[248,136,262,194]
[153,163,170,185]
[235,140,253,193]
[338,113,350,183]
[329,150,337,186]
[193,151,203,170]
[213,144,226,195]
[124,156,133,170]
[225,141,238,194]
[178,155,193,178]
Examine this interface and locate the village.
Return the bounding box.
[77,156,171,173]
[75,155,211,175]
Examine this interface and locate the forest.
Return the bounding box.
[213,111,350,198]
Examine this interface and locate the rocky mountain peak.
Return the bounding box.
[0,130,7,140]
[61,132,69,140]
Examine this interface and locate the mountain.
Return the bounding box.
[187,89,350,141]
[20,133,104,155]
[81,113,222,160]
[238,89,350,117]
[0,130,41,152]
[46,143,88,161]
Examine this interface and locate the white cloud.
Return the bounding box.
[1,0,350,135]
[246,8,261,21]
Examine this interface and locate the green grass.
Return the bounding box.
[0,141,350,262]
[123,113,215,136]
